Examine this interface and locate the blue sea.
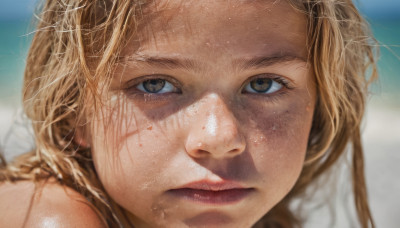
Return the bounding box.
[0,20,33,104]
[369,19,400,100]
[0,18,399,106]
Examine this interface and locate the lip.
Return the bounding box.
[168,180,254,205]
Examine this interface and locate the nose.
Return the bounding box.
[185,94,246,159]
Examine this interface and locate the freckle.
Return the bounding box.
[202,126,205,130]
[253,140,260,147]
[147,126,153,130]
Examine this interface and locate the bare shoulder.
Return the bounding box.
[0,179,107,228]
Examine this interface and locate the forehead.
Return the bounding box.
[124,0,307,61]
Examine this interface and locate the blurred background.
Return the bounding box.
[0,0,399,227]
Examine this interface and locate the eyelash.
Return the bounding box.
[123,74,293,98]
[123,75,182,97]
[241,74,293,95]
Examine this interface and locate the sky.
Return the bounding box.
[0,0,399,20]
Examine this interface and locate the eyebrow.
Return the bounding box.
[120,55,201,72]
[234,55,307,70]
[120,54,307,72]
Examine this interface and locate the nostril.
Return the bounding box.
[197,149,209,156]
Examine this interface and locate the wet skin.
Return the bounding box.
[89,0,316,227]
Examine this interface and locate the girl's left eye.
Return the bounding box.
[243,78,283,94]
[136,79,177,94]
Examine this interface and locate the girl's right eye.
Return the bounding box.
[136,78,179,94]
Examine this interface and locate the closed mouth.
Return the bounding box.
[167,188,254,205]
[168,180,254,205]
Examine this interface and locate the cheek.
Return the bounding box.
[89,98,187,210]
[244,100,314,193]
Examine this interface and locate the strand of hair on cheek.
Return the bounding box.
[73,2,139,225]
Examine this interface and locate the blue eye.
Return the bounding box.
[136,79,177,94]
[243,78,282,94]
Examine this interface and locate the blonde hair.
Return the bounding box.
[1,0,378,227]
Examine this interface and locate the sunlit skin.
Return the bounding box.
[89,0,316,227]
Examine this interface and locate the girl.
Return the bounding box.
[0,0,378,227]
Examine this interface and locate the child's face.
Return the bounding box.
[90,0,315,227]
